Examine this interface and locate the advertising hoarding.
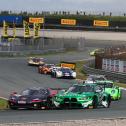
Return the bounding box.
[0,16,22,24]
[93,20,109,27]
[23,21,30,38]
[29,17,44,23]
[61,19,76,25]
[34,23,40,38]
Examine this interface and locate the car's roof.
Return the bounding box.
[73,83,97,87]
[25,87,47,90]
[29,57,44,59]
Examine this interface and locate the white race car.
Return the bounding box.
[51,67,76,79]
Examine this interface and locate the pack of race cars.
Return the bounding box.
[8,57,122,110]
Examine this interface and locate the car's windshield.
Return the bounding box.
[67,85,94,93]
[21,89,49,96]
[59,68,71,72]
[105,83,113,88]
[46,64,54,68]
[87,76,105,81]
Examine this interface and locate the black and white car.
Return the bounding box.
[51,67,76,79]
[85,75,107,83]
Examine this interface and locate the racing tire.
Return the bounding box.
[107,95,111,108]
[47,97,53,109]
[92,96,98,109]
[102,96,111,108]
[9,106,18,110]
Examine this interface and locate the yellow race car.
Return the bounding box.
[28,57,45,66]
[90,49,103,56]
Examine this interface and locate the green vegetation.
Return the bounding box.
[0,98,8,109]
[1,11,126,21]
[75,60,87,80]
[114,83,126,88]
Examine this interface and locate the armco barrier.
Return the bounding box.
[83,60,126,83]
[0,118,126,126]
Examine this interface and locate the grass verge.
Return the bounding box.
[75,60,87,80]
[0,98,8,110]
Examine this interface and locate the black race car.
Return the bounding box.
[8,87,58,110]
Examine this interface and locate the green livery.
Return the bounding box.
[53,83,111,109]
[96,80,122,100]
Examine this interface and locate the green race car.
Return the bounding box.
[85,75,122,100]
[96,80,122,100]
[53,83,111,109]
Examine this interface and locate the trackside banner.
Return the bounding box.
[93,20,109,27]
[61,19,76,25]
[29,17,44,23]
[3,21,8,37]
[60,62,76,70]
[34,23,40,38]
[23,20,30,38]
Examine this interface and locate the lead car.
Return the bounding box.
[52,83,111,109]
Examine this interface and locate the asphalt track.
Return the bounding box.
[0,49,126,123]
[0,30,126,123]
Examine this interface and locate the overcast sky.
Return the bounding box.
[0,0,126,14]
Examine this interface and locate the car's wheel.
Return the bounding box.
[47,97,53,109]
[107,95,111,108]
[102,96,111,108]
[51,73,55,78]
[92,96,98,109]
[9,106,17,110]
[119,90,122,100]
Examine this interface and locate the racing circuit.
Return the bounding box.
[0,30,126,123]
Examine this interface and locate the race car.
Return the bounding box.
[51,67,76,79]
[85,75,121,100]
[89,48,103,56]
[96,81,122,100]
[53,83,111,109]
[85,75,108,84]
[8,87,58,110]
[38,64,55,74]
[28,57,44,66]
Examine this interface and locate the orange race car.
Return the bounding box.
[38,64,55,74]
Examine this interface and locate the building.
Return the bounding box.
[95,46,126,73]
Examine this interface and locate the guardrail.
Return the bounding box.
[83,60,126,83]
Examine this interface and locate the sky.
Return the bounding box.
[0,0,126,15]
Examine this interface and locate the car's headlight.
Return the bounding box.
[72,72,76,77]
[57,71,62,75]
